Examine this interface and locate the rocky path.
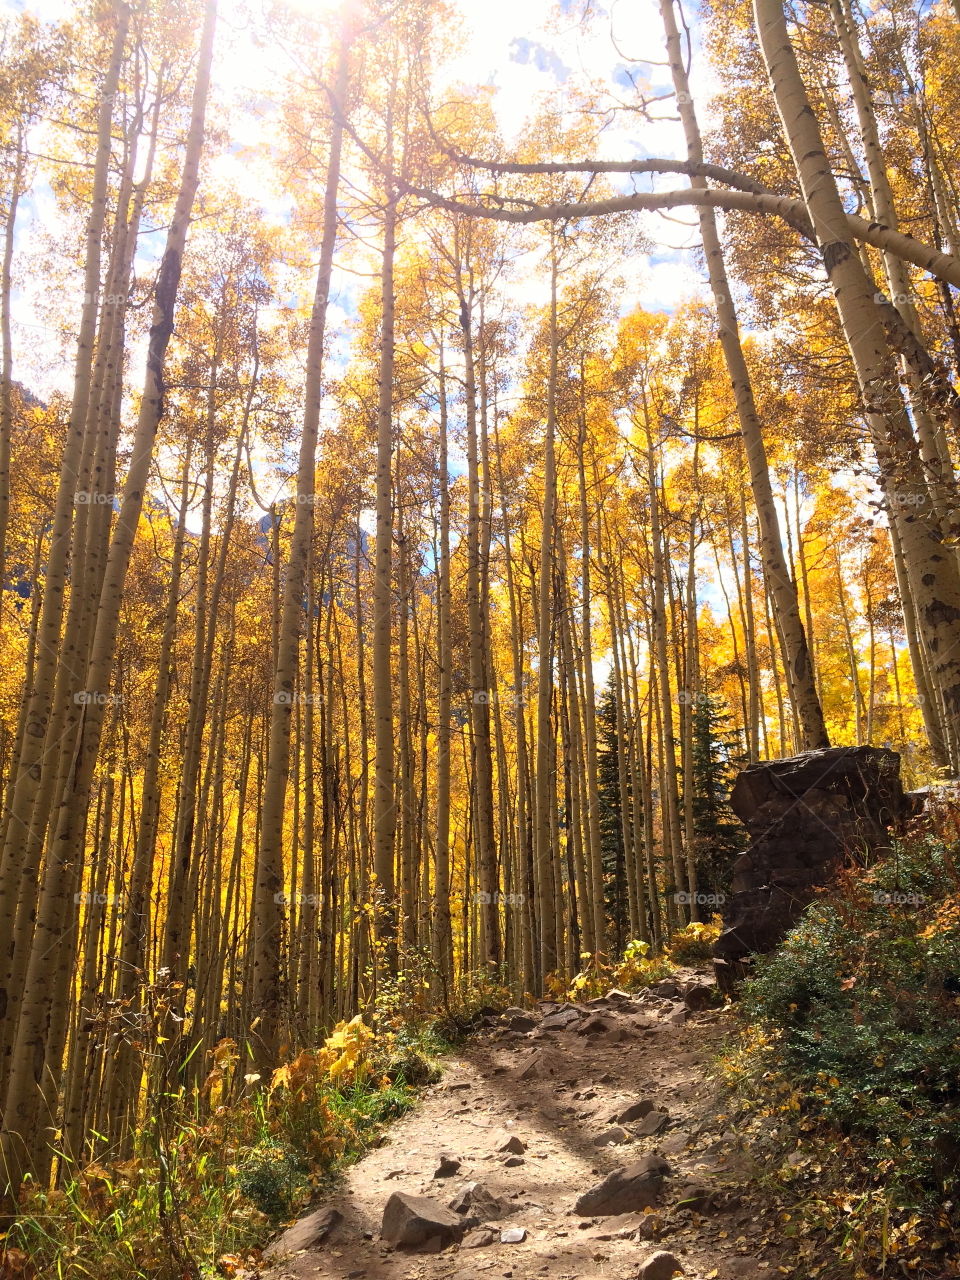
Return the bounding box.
[260,974,790,1280]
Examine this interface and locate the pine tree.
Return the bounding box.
[597,678,631,955]
[690,694,746,903]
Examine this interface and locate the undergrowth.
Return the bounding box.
[718,813,960,1279]
[559,917,723,999]
[1,965,511,1280]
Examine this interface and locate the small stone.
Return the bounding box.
[613,1099,655,1124]
[503,1155,525,1167]
[594,1126,631,1147]
[496,1134,526,1154]
[574,1155,671,1216]
[500,1227,527,1243]
[449,1181,501,1220]
[462,1227,498,1248]
[540,1008,581,1032]
[577,1014,616,1037]
[264,1205,342,1258]
[666,1007,689,1027]
[433,1153,461,1178]
[381,1192,467,1249]
[635,1213,664,1240]
[635,1109,670,1136]
[638,1249,684,1280]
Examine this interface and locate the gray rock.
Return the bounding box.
[638,1250,684,1280]
[496,1133,526,1154]
[682,982,716,1011]
[433,1153,461,1178]
[593,1125,631,1146]
[540,1008,581,1032]
[462,1227,498,1248]
[652,979,682,999]
[613,1099,655,1124]
[635,1109,670,1136]
[574,1154,670,1216]
[714,746,907,990]
[449,1181,501,1220]
[503,1154,525,1167]
[265,1205,342,1258]
[381,1192,467,1248]
[577,1014,616,1037]
[500,1226,527,1243]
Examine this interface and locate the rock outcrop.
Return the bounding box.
[713,746,907,991]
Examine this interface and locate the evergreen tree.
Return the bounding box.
[691,694,746,902]
[597,677,631,955]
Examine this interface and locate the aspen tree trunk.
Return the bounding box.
[251,28,349,1067]
[660,0,828,751]
[576,399,607,955]
[640,404,688,911]
[753,0,960,768]
[0,8,129,1079]
[493,414,535,991]
[0,142,25,601]
[534,245,560,978]
[372,193,398,973]
[0,1,215,1201]
[431,344,454,994]
[457,271,499,966]
[829,0,958,518]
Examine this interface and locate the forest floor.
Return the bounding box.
[256,971,798,1280]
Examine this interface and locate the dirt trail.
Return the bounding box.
[260,973,790,1280]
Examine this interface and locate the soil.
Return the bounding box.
[258,972,792,1280]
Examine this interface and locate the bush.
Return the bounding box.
[667,917,722,965]
[720,827,960,1273]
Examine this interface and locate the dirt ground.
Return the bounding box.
[259,974,792,1280]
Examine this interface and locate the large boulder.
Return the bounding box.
[713,746,907,991]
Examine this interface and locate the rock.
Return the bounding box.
[449,1181,501,1220]
[503,1155,525,1167]
[462,1227,498,1248]
[500,1227,527,1243]
[574,1155,670,1216]
[594,1126,631,1146]
[674,1183,717,1213]
[577,1014,616,1037]
[634,1213,664,1240]
[606,988,634,1003]
[514,1051,549,1081]
[652,979,682,999]
[433,1153,461,1178]
[681,983,715,1011]
[381,1192,467,1249]
[714,746,907,989]
[614,1100,655,1124]
[540,1008,582,1032]
[265,1205,343,1258]
[666,1007,688,1027]
[635,1109,670,1136]
[496,1133,526,1154]
[575,1088,599,1101]
[638,1250,684,1280]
